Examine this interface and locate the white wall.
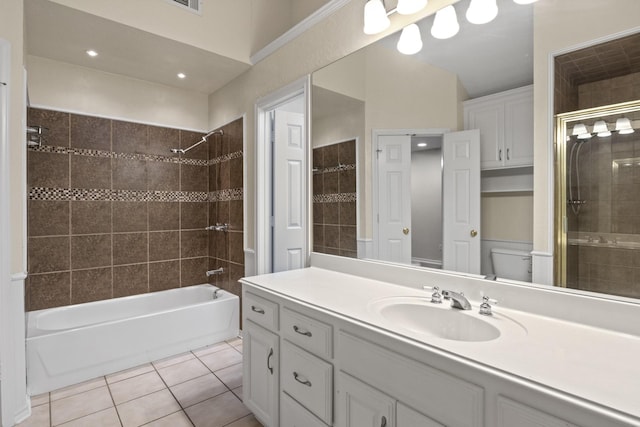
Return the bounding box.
[27,56,208,131]
[411,149,442,263]
[482,192,534,242]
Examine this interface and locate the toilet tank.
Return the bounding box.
[490,248,532,282]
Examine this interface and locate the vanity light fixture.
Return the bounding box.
[397,24,423,55]
[615,117,635,134]
[177,72,186,79]
[431,5,459,39]
[593,120,611,137]
[397,0,428,15]
[363,0,391,35]
[572,123,592,139]
[86,50,98,57]
[466,0,498,25]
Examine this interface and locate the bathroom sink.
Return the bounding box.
[368,296,525,342]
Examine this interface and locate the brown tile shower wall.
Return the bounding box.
[26,108,244,311]
[312,140,357,258]
[578,72,640,110]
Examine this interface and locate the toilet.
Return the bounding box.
[490,248,532,282]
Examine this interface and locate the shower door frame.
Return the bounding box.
[554,100,640,287]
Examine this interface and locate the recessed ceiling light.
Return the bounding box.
[417,142,428,147]
[86,50,98,57]
[177,73,186,79]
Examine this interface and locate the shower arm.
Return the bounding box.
[170,129,223,154]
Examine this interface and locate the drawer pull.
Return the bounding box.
[267,348,274,374]
[293,371,312,387]
[381,416,387,427]
[293,325,312,337]
[251,305,265,314]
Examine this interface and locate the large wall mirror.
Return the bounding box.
[311,0,640,301]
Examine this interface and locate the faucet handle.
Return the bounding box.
[479,296,498,316]
[423,285,442,304]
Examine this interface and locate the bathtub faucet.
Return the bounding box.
[206,268,225,277]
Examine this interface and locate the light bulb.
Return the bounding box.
[593,120,611,137]
[615,117,635,134]
[397,0,428,15]
[431,5,459,39]
[397,24,423,55]
[466,0,498,25]
[364,0,390,35]
[571,123,587,136]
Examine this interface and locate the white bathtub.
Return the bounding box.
[26,284,239,394]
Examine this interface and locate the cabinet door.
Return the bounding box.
[336,372,395,427]
[243,321,279,427]
[504,94,533,167]
[397,403,443,427]
[281,392,329,427]
[496,397,580,427]
[466,102,505,169]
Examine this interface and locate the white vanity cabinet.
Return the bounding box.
[336,372,395,427]
[464,85,533,170]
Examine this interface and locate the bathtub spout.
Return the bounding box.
[206,268,224,277]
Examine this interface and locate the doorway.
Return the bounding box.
[255,77,311,274]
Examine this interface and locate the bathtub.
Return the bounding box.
[26,284,239,394]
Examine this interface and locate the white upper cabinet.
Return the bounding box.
[464,85,533,170]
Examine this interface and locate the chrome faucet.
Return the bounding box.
[441,290,472,310]
[206,267,225,277]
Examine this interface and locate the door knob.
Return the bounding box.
[470,229,478,238]
[403,227,410,235]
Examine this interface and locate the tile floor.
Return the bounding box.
[18,338,263,427]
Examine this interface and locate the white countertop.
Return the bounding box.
[242,266,640,421]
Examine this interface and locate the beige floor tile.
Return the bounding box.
[157,358,209,387]
[170,373,227,408]
[198,347,242,372]
[142,410,193,427]
[109,371,166,405]
[17,403,49,427]
[192,342,232,358]
[152,352,195,370]
[213,363,243,389]
[116,389,180,427]
[106,364,155,385]
[225,414,263,427]
[51,376,107,401]
[185,392,250,427]
[231,386,243,401]
[59,407,121,427]
[30,393,49,407]
[51,386,113,426]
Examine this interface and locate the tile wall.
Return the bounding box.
[312,140,357,257]
[26,108,243,311]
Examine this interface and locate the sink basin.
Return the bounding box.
[368,297,525,342]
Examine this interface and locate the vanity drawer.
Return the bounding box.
[244,292,278,330]
[281,391,329,427]
[281,307,333,359]
[281,340,333,424]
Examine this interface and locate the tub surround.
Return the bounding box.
[26,284,239,394]
[25,108,244,311]
[241,254,640,426]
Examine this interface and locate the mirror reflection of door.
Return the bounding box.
[374,131,481,272]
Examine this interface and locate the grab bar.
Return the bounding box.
[206,268,224,277]
[206,223,229,232]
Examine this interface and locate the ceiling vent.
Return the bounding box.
[167,0,201,14]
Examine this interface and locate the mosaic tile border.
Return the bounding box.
[209,151,243,165]
[209,188,243,202]
[29,145,209,166]
[313,163,356,174]
[313,193,357,203]
[29,187,208,202]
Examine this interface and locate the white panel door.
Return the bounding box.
[377,135,411,264]
[273,110,306,272]
[442,130,481,274]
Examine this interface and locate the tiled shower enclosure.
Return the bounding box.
[26,108,244,311]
